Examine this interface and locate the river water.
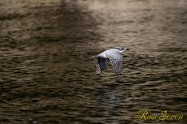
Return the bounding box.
[0,0,186,124]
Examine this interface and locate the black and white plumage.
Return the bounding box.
[96,47,128,76]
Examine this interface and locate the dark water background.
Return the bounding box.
[0,0,187,124]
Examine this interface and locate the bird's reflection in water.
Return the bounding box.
[94,83,125,118]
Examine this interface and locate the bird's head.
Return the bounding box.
[115,46,129,53]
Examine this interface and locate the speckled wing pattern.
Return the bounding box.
[96,57,109,74]
[96,63,101,74]
[106,52,123,75]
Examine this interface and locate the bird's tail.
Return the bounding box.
[91,55,97,59]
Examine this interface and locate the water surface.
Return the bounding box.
[0,0,186,124]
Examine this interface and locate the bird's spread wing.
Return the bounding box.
[106,53,123,75]
[96,63,101,74]
[96,57,109,74]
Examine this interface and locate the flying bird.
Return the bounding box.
[95,46,128,76]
